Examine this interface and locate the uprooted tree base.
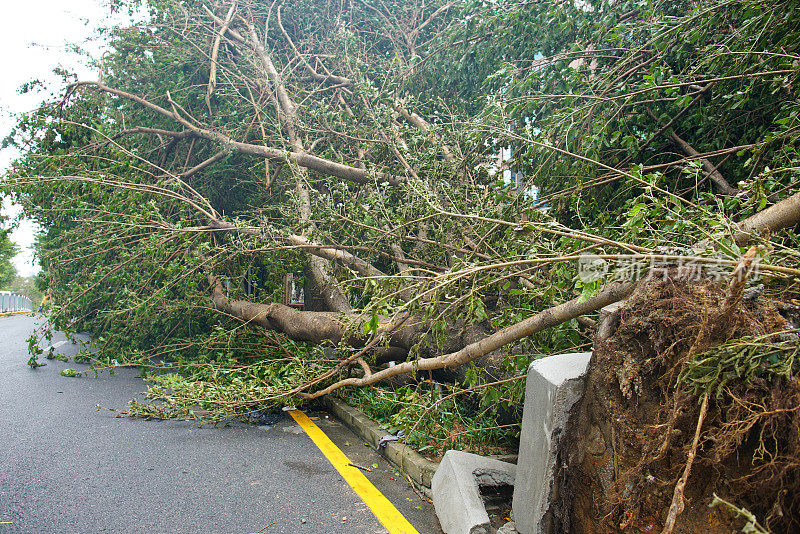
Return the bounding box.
[555,276,800,533]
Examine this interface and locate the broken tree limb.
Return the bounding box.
[734,190,800,245]
[174,149,228,181]
[669,130,738,195]
[633,83,713,158]
[646,108,738,195]
[204,5,351,87]
[67,81,404,186]
[209,274,353,343]
[205,2,237,116]
[285,235,387,280]
[393,100,455,162]
[301,280,636,398]
[109,126,196,140]
[202,217,391,282]
[275,5,351,86]
[239,4,354,316]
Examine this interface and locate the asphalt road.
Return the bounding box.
[0,314,439,534]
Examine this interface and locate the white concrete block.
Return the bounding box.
[432,450,516,534]
[512,352,592,534]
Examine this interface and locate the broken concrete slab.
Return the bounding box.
[512,352,592,534]
[432,450,516,534]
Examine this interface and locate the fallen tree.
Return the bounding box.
[4,0,800,454]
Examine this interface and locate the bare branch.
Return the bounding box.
[175,149,229,181]
[646,108,738,195]
[68,81,403,185]
[205,2,237,115]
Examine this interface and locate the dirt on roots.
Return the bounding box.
[554,275,800,534]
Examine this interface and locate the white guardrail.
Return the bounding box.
[0,291,33,313]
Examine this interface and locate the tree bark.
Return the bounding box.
[209,276,350,343]
[734,191,800,245]
[667,130,738,195]
[67,82,403,186]
[302,280,636,398]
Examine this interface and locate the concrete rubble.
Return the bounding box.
[430,352,593,534]
[497,521,519,533]
[432,450,516,534]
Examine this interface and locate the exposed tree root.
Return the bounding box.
[661,393,709,534]
[557,270,800,533]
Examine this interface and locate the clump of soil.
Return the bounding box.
[554,275,800,533]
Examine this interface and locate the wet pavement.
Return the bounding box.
[0,314,440,534]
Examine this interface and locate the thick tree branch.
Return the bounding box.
[205,2,237,115]
[68,81,403,186]
[285,235,386,279]
[209,275,351,342]
[734,190,800,244]
[302,280,637,398]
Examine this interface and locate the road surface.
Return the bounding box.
[0,314,439,533]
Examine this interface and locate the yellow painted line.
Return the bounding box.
[0,311,30,316]
[288,409,420,534]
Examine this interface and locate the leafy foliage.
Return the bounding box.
[681,335,800,398]
[2,0,799,459]
[0,213,18,288]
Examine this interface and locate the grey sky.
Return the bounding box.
[0,0,117,277]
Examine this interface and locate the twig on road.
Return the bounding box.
[347,462,373,472]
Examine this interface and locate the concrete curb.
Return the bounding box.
[323,396,439,494]
[512,352,592,534]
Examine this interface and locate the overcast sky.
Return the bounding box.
[0,0,123,277]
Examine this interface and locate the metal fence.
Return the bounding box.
[0,291,33,313]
